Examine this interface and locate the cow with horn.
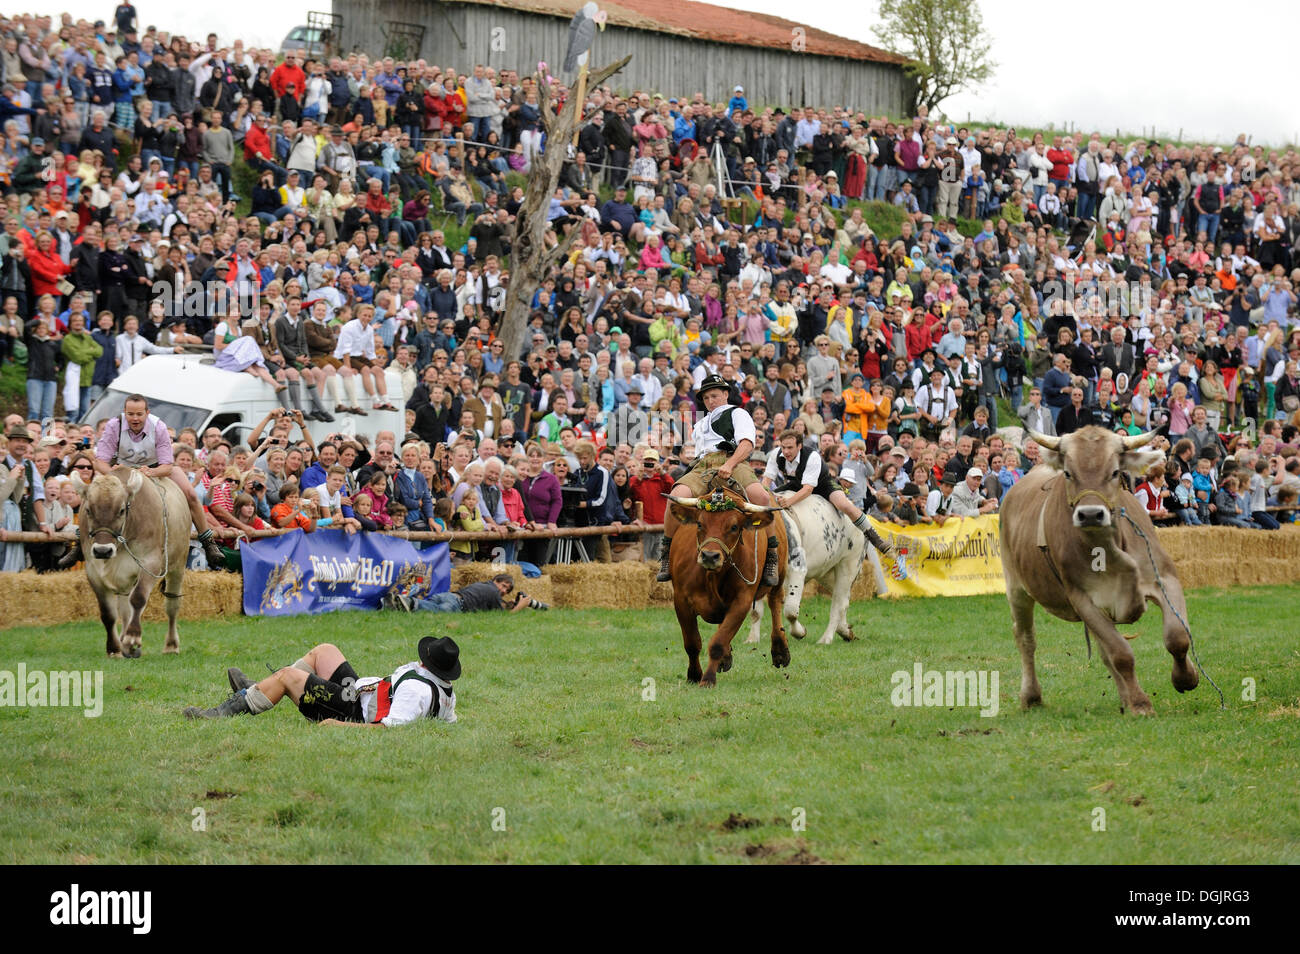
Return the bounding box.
[666,485,789,686]
[69,393,210,657]
[658,373,788,685]
[999,427,1199,714]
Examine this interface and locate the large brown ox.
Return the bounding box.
[668,487,789,686]
[1000,428,1199,714]
[71,468,191,658]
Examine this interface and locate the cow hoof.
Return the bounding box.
[816,635,833,646]
[839,627,856,642]
[1172,664,1199,693]
[719,654,733,673]
[163,646,180,655]
[1125,698,1155,716]
[771,648,790,669]
[686,667,702,684]
[107,652,123,660]
[698,674,716,688]
[1020,693,1043,709]
[125,645,142,659]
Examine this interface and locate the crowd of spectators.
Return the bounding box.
[3,5,1300,575]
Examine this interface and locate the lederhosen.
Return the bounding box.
[774,446,835,500]
[921,384,950,440]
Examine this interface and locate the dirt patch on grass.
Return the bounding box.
[204,790,238,800]
[738,838,828,864]
[721,812,759,831]
[1266,700,1300,718]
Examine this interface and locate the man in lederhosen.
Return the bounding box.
[656,374,780,586]
[762,429,894,557]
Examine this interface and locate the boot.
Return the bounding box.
[762,538,781,587]
[184,689,250,719]
[655,534,673,582]
[852,514,895,556]
[227,667,255,692]
[306,383,334,422]
[198,529,226,568]
[57,540,83,569]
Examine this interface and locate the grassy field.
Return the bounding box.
[2,587,1297,864]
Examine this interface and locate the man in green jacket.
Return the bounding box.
[12,137,48,195]
[59,310,103,423]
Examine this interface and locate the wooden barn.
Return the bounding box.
[329,0,914,114]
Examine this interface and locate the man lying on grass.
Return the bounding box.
[382,573,549,613]
[183,638,460,726]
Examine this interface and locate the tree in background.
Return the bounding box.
[873,0,996,115]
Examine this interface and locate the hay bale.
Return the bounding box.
[0,569,242,628]
[545,562,656,608]
[1156,526,1300,587]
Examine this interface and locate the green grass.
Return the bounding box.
[0,360,22,414]
[2,586,1298,864]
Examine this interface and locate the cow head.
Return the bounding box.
[76,469,143,560]
[1030,427,1163,530]
[670,490,776,572]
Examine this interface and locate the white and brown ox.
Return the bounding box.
[1000,427,1198,715]
[745,496,880,645]
[72,467,191,658]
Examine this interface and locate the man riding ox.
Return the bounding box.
[61,394,226,569]
[999,427,1199,715]
[657,373,780,587]
[70,394,195,658]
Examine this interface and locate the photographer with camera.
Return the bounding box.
[628,447,673,561]
[383,573,548,614]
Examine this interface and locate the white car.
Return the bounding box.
[85,353,405,448]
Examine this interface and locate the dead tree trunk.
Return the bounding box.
[498,55,631,362]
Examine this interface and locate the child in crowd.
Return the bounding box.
[270,481,318,533]
[450,488,484,565]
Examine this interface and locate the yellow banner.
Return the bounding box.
[868,515,1005,598]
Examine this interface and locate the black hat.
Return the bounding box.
[902,482,921,497]
[699,344,718,359]
[418,636,461,681]
[696,373,730,399]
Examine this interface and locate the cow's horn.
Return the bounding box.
[739,500,779,513]
[1027,430,1061,451]
[125,468,144,495]
[1120,430,1158,450]
[667,495,702,508]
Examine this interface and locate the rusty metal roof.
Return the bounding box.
[452,0,908,65]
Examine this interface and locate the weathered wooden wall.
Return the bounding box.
[334,0,913,115]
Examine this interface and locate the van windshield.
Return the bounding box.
[85,391,211,435]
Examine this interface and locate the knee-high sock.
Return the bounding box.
[342,374,359,405]
[327,375,344,405]
[275,386,292,410]
[290,381,306,411]
[244,686,274,714]
[305,382,326,413]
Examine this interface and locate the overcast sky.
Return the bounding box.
[55,0,1300,145]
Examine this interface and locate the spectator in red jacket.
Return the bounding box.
[270,54,306,103]
[629,448,673,561]
[28,231,73,301]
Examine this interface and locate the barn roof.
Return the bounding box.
[449,0,908,65]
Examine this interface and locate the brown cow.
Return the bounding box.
[72,468,191,658]
[668,487,789,686]
[1000,427,1199,714]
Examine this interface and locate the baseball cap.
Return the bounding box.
[642,449,660,462]
[838,470,857,486]
[968,467,985,479]
[30,137,44,148]
[734,85,744,93]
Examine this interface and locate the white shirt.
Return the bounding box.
[115,332,171,371]
[914,382,958,422]
[629,372,663,406]
[691,402,756,456]
[357,662,457,726]
[764,447,821,488]
[333,319,377,360]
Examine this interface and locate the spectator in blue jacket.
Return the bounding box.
[394,440,436,531]
[599,184,642,242]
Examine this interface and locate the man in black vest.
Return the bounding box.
[762,429,894,555]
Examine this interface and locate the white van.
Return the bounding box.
[84,354,406,448]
